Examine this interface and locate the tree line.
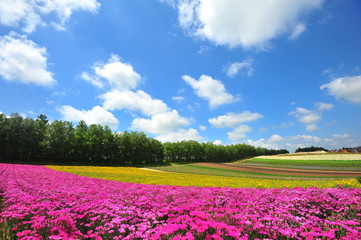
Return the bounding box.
[0,113,288,166]
[295,146,328,153]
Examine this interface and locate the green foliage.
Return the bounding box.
[163,141,288,163]
[295,146,328,153]
[0,113,287,166]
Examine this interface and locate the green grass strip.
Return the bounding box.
[239,159,361,168]
[151,164,347,179]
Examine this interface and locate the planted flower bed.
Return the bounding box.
[0,163,360,239]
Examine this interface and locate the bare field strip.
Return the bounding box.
[192,162,361,177]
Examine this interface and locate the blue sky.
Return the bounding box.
[0,0,360,152]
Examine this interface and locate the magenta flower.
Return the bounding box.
[0,163,360,239]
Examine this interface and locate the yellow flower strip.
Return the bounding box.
[47,165,361,189]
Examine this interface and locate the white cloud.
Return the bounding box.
[100,90,169,116]
[175,0,323,49]
[0,0,100,33]
[322,68,334,76]
[0,0,41,33]
[289,23,306,40]
[172,96,185,102]
[305,124,320,132]
[227,125,252,141]
[199,125,207,131]
[269,134,283,142]
[209,111,263,128]
[59,105,119,130]
[213,140,222,145]
[226,60,254,77]
[246,134,348,153]
[332,133,350,139]
[315,102,334,111]
[0,32,55,87]
[155,128,203,142]
[321,76,361,104]
[85,55,142,90]
[80,72,104,88]
[131,110,190,134]
[299,113,321,125]
[182,74,238,108]
[289,107,321,132]
[159,0,177,9]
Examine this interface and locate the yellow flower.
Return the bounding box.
[47,166,361,189]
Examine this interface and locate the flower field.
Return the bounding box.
[48,165,361,188]
[1,163,361,239]
[255,153,361,161]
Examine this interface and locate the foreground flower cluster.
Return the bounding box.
[1,164,361,239]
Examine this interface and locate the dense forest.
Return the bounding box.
[0,113,288,165]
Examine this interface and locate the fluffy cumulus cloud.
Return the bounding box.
[289,103,333,132]
[0,0,100,33]
[183,74,238,108]
[82,54,142,90]
[131,110,190,135]
[83,55,194,136]
[175,0,323,49]
[289,107,321,132]
[321,76,361,104]
[226,60,253,77]
[155,128,203,142]
[246,134,355,153]
[227,125,252,141]
[59,105,119,130]
[100,90,169,116]
[209,111,263,128]
[0,32,55,87]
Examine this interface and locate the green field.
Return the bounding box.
[235,153,361,171]
[149,164,347,179]
[151,164,275,178]
[150,153,361,178]
[236,159,361,171]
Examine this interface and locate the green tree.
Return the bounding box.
[43,120,74,163]
[73,120,89,164]
[5,113,24,161]
[86,124,105,165]
[0,113,8,160]
[102,125,116,165]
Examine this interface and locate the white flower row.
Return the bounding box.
[255,153,361,161]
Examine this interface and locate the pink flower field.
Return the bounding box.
[0,163,361,240]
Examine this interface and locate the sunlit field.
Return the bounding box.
[234,153,361,172]
[1,163,361,239]
[47,165,361,189]
[254,153,361,160]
